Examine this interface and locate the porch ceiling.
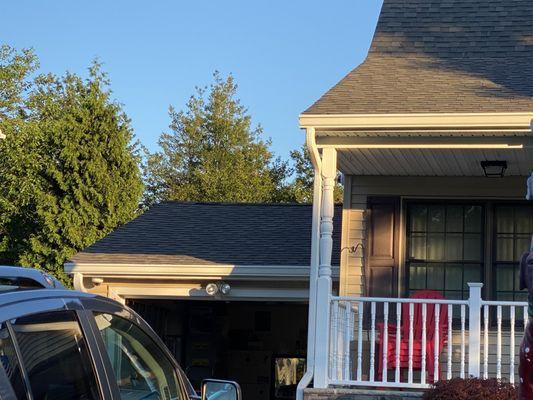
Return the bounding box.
[316,131,533,176]
[335,147,533,176]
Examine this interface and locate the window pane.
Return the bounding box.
[0,322,27,399]
[409,234,426,260]
[496,266,514,291]
[463,234,482,261]
[464,206,482,233]
[427,234,445,260]
[428,206,445,232]
[444,264,462,291]
[515,235,531,261]
[445,234,463,261]
[496,235,514,262]
[12,311,100,400]
[409,263,426,290]
[515,207,533,233]
[496,207,514,233]
[410,206,427,232]
[446,206,463,232]
[94,313,183,400]
[427,264,445,291]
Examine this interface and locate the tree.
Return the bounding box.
[0,52,143,284]
[288,145,344,204]
[144,72,289,205]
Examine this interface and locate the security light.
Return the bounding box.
[481,160,507,177]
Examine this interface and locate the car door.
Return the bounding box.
[79,297,194,400]
[0,295,114,400]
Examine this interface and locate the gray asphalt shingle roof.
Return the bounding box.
[304,0,533,114]
[69,202,342,266]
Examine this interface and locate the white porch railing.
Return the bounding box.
[325,283,528,389]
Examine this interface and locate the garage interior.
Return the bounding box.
[128,299,308,400]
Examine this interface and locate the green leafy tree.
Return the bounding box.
[288,145,343,204]
[0,51,143,284]
[144,72,289,204]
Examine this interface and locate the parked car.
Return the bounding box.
[0,266,241,400]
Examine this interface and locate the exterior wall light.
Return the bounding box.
[481,160,507,177]
[91,277,104,285]
[205,281,231,296]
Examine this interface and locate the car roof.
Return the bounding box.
[0,265,113,309]
[0,265,64,289]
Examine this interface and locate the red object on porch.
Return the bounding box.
[377,290,448,383]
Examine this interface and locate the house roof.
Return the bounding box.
[304,0,533,115]
[69,202,343,267]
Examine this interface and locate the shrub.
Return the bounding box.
[423,378,518,400]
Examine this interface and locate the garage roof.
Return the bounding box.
[68,202,342,267]
[304,0,533,114]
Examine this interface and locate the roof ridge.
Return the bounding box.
[156,201,316,207]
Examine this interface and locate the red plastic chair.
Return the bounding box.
[377,290,448,383]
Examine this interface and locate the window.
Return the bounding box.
[0,322,27,399]
[94,313,183,400]
[407,204,484,299]
[494,205,533,302]
[11,310,100,400]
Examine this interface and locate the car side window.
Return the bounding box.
[0,322,27,399]
[94,312,184,400]
[11,310,101,400]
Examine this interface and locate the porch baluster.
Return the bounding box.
[510,306,515,384]
[460,304,466,379]
[408,303,414,384]
[421,303,427,385]
[343,302,351,380]
[496,305,502,379]
[434,304,440,382]
[382,302,389,383]
[357,301,363,381]
[395,302,401,383]
[447,304,452,380]
[369,302,376,382]
[330,300,339,379]
[483,305,489,379]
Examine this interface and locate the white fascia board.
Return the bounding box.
[299,112,533,131]
[64,263,340,281]
[113,285,310,302]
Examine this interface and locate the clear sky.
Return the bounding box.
[2,0,383,160]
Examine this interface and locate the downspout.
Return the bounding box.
[296,127,321,400]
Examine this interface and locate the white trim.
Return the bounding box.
[64,263,340,280]
[299,112,533,130]
[107,284,309,302]
[319,143,524,149]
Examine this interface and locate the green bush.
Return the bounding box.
[423,378,517,400]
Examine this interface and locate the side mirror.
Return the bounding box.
[201,379,242,400]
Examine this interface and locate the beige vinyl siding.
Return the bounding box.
[340,176,526,297]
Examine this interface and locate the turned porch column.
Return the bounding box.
[313,147,337,388]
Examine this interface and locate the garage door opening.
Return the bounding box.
[127,299,308,400]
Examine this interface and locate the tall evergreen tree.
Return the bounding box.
[144,72,289,205]
[0,51,142,284]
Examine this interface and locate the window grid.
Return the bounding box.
[406,204,484,300]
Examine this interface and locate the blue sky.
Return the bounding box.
[2,1,382,160]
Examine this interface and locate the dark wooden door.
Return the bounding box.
[366,197,400,298]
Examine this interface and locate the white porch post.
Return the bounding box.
[468,282,483,377]
[313,147,337,388]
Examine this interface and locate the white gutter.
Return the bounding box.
[297,127,322,400]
